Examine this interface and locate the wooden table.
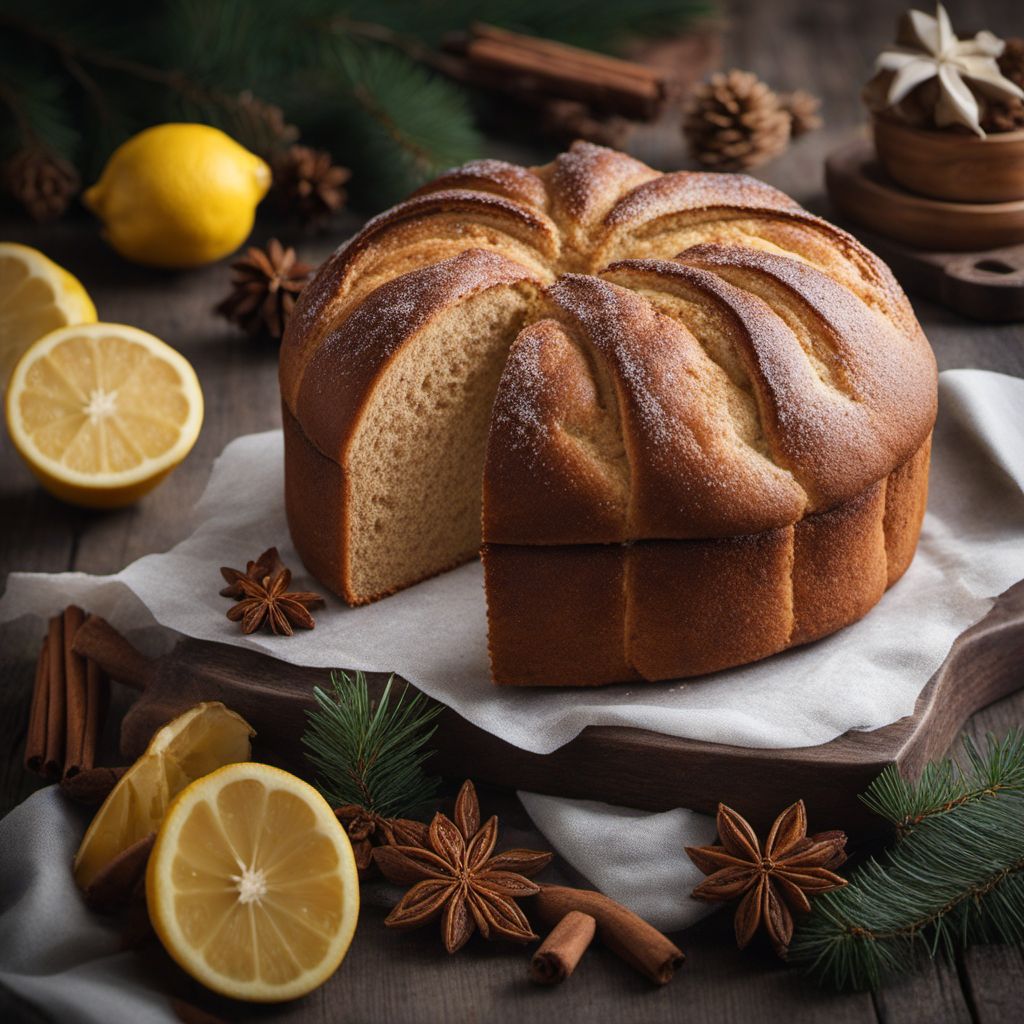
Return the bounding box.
[2,1,1022,1020]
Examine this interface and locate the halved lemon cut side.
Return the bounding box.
[147,763,359,1002]
[0,242,97,386]
[74,702,254,891]
[5,321,203,507]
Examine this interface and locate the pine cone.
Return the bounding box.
[781,89,823,137]
[5,148,79,222]
[982,98,1024,134]
[215,239,313,340]
[683,70,791,171]
[271,145,351,228]
[983,37,1024,133]
[540,100,633,150]
[998,37,1024,90]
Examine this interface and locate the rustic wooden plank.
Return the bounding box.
[873,960,972,1024]
[960,944,1024,1024]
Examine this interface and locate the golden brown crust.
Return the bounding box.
[883,435,931,587]
[484,436,931,686]
[412,158,550,210]
[281,142,939,686]
[627,527,795,680]
[482,544,640,687]
[280,193,558,410]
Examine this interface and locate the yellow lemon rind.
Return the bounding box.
[72,702,253,890]
[0,242,97,382]
[0,242,97,325]
[146,762,359,1003]
[5,321,204,507]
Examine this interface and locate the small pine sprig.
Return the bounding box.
[861,728,1024,836]
[789,731,1024,992]
[303,670,441,819]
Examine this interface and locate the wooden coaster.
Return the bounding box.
[826,139,1024,322]
[825,138,1024,251]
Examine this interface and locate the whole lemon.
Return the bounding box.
[84,123,271,268]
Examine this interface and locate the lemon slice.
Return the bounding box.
[74,702,254,891]
[147,762,359,1002]
[5,321,203,507]
[0,242,96,385]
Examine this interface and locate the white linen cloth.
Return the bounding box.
[1,369,1023,1016]
[0,788,179,1024]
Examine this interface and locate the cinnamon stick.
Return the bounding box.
[444,23,668,120]
[72,614,152,691]
[83,831,155,911]
[530,910,596,985]
[63,605,88,777]
[532,885,684,985]
[471,23,664,87]
[24,641,49,774]
[43,614,66,778]
[82,658,109,773]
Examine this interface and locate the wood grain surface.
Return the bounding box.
[2,2,1023,1022]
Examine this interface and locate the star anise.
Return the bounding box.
[215,240,312,340]
[219,547,286,598]
[334,804,430,878]
[225,569,324,636]
[686,800,847,957]
[373,780,553,953]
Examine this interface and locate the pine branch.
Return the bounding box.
[329,0,711,53]
[0,60,79,161]
[789,731,1024,991]
[0,0,711,212]
[860,730,1024,836]
[328,40,481,204]
[302,670,441,819]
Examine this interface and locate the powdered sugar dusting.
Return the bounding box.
[547,141,658,227]
[604,171,802,230]
[333,249,534,365]
[490,324,552,452]
[413,159,549,210]
[288,143,935,542]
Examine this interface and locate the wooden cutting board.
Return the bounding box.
[73,580,1024,838]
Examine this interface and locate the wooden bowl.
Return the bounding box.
[825,138,1024,251]
[873,115,1024,203]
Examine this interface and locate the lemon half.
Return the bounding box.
[147,762,360,1002]
[6,322,204,507]
[74,702,254,891]
[0,242,96,386]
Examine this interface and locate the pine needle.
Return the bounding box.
[789,730,1024,991]
[302,670,441,819]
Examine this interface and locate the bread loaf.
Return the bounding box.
[280,142,937,686]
